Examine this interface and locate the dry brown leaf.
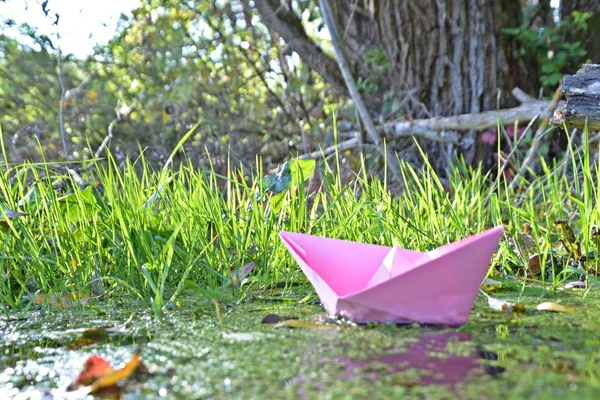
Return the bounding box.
[535,302,574,313]
[261,314,298,324]
[32,293,90,309]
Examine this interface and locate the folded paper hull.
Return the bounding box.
[280,226,504,325]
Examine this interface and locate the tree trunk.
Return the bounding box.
[372,0,527,163]
[251,0,533,167]
[373,0,524,117]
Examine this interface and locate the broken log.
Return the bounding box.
[551,64,600,131]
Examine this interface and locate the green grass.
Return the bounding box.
[0,125,598,313]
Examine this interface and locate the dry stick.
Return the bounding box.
[508,87,563,191]
[318,0,403,185]
[95,118,117,159]
[67,168,86,189]
[301,136,361,160]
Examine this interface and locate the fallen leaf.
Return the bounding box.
[72,355,114,387]
[0,207,27,229]
[273,319,339,330]
[485,293,525,316]
[89,352,141,393]
[527,254,542,275]
[261,314,298,324]
[553,220,582,261]
[32,292,90,309]
[67,329,110,350]
[558,281,587,290]
[507,224,542,275]
[1,208,27,219]
[536,302,574,313]
[231,261,256,285]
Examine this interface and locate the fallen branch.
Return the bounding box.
[380,98,559,141]
[301,137,361,160]
[303,88,561,160]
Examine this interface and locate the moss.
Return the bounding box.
[2,287,600,398]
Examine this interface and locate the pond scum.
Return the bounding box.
[0,126,600,397]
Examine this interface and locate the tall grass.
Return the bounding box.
[0,126,598,313]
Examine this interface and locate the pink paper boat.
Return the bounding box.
[280,226,504,325]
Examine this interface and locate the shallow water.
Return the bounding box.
[2,287,600,399]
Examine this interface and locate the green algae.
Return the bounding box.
[2,287,600,399]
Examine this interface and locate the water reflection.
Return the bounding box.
[339,332,504,385]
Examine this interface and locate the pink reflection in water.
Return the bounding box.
[338,332,492,385]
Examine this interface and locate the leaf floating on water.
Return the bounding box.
[66,313,135,349]
[69,352,144,396]
[67,329,110,349]
[536,302,575,313]
[89,352,142,393]
[261,314,298,324]
[71,355,114,387]
[273,319,339,330]
[483,292,525,315]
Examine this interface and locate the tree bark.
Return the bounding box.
[551,64,600,131]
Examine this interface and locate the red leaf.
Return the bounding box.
[75,355,114,387]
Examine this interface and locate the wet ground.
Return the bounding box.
[2,287,600,399]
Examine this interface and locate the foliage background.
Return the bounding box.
[0,0,598,176]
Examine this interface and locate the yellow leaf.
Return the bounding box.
[482,278,503,292]
[161,110,172,124]
[536,302,574,313]
[273,319,339,330]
